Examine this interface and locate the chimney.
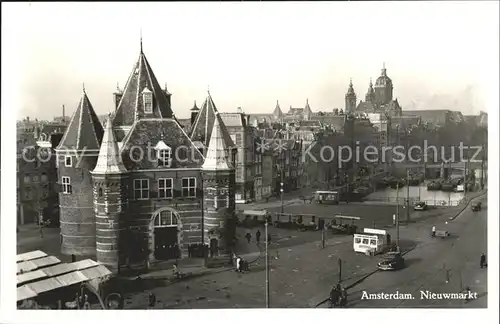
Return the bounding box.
[62,104,66,121]
[237,107,243,113]
[190,100,199,126]
[164,83,172,107]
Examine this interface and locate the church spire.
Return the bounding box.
[346,78,356,97]
[273,100,283,117]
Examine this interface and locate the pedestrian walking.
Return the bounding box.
[267,233,272,243]
[245,231,252,243]
[339,286,348,307]
[235,256,242,272]
[148,292,156,308]
[480,253,486,268]
[173,264,180,279]
[83,294,90,310]
[464,286,471,303]
[431,225,436,237]
[256,230,261,244]
[329,285,339,308]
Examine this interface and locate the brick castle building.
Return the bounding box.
[55,45,236,272]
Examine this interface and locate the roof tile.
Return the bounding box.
[57,91,104,152]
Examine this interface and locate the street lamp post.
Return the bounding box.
[406,169,410,223]
[265,221,270,308]
[396,182,400,251]
[280,149,284,214]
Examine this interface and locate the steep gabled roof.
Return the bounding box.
[112,49,173,127]
[56,89,104,152]
[92,115,128,174]
[189,92,235,149]
[202,114,232,171]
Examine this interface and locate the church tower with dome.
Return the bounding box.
[374,63,394,106]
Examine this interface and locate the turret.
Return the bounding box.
[345,79,357,115]
[55,87,104,258]
[365,78,376,103]
[303,99,312,121]
[202,113,236,256]
[91,114,129,272]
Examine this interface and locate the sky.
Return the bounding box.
[3,1,499,120]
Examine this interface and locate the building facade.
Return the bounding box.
[55,46,236,271]
[17,125,65,226]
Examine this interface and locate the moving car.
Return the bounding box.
[471,201,482,212]
[377,251,405,271]
[413,202,428,211]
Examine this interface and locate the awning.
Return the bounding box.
[17,256,61,274]
[17,269,48,286]
[17,250,47,263]
[26,277,64,295]
[79,265,112,280]
[55,271,88,287]
[32,256,61,268]
[17,285,38,302]
[41,259,98,277]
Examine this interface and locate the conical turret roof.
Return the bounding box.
[190,92,235,149]
[92,114,128,174]
[57,88,104,152]
[202,113,233,171]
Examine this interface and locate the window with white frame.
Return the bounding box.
[61,176,72,194]
[32,175,39,182]
[154,210,178,227]
[182,177,196,197]
[155,141,172,167]
[158,178,173,199]
[157,149,171,167]
[65,156,72,167]
[143,88,153,114]
[24,175,30,183]
[134,179,149,200]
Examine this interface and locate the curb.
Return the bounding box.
[313,245,417,308]
[449,190,487,221]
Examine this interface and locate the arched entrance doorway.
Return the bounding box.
[150,208,182,261]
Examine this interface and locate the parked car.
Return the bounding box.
[413,202,428,211]
[377,251,405,271]
[471,201,482,212]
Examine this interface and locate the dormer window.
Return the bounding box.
[155,141,172,167]
[142,87,153,114]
